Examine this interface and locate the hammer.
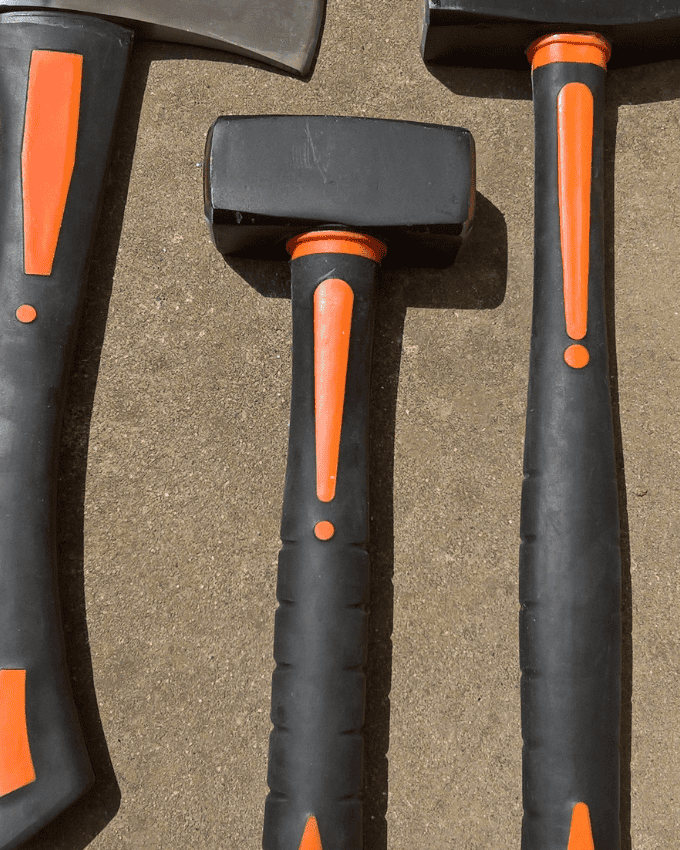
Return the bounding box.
[204,114,475,850]
[421,4,680,849]
[0,4,323,848]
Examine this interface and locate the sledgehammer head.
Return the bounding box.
[204,115,475,268]
[421,0,680,69]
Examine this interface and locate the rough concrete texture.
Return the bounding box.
[18,0,680,848]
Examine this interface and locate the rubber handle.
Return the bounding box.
[262,246,379,850]
[520,39,621,850]
[0,13,132,849]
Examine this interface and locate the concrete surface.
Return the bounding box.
[19,0,680,847]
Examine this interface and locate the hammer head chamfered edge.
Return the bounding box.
[204,115,475,268]
[0,0,324,75]
[421,1,680,69]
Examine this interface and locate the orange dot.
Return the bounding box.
[564,344,589,369]
[16,305,37,323]
[314,521,335,541]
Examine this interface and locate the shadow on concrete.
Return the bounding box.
[425,54,680,850]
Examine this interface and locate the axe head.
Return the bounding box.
[421,0,680,69]
[204,115,475,269]
[0,0,324,74]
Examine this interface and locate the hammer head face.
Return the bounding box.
[204,115,475,268]
[421,1,680,69]
[0,0,324,74]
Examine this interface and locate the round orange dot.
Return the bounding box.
[16,304,37,323]
[314,521,335,541]
[564,344,589,369]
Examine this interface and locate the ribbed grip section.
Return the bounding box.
[263,251,377,850]
[0,13,131,850]
[519,58,621,850]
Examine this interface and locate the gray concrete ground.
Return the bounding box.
[19,0,680,847]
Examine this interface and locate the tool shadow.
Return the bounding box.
[227,190,508,850]
[428,55,680,850]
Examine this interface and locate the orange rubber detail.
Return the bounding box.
[298,815,323,850]
[314,279,354,502]
[22,50,83,276]
[287,230,387,263]
[16,304,37,323]
[567,802,595,850]
[0,670,36,797]
[557,82,593,343]
[564,344,590,369]
[528,33,611,70]
[314,520,335,541]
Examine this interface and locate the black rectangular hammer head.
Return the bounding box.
[204,115,475,268]
[421,1,680,69]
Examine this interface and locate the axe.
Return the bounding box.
[204,114,475,850]
[422,3,680,849]
[0,4,323,849]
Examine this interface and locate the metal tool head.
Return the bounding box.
[0,0,324,74]
[204,115,475,268]
[421,1,680,69]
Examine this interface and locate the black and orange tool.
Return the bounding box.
[204,114,475,850]
[0,3,325,847]
[422,4,680,849]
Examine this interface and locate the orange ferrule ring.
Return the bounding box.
[528,33,611,71]
[287,230,387,263]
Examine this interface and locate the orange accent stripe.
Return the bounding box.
[287,230,387,263]
[528,33,611,70]
[567,802,595,850]
[298,815,323,850]
[22,50,83,276]
[557,82,593,342]
[0,670,36,797]
[314,278,354,503]
[314,520,335,540]
[564,344,590,369]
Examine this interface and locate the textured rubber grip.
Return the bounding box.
[519,55,621,850]
[0,13,132,849]
[263,249,378,850]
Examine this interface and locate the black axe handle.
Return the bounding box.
[263,232,382,850]
[0,12,132,849]
[519,35,621,850]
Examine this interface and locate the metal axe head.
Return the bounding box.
[421,0,680,69]
[0,0,324,74]
[204,115,475,268]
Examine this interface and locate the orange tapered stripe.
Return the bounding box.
[557,82,593,342]
[567,802,595,850]
[314,278,354,502]
[298,815,323,850]
[22,50,83,276]
[0,670,36,797]
[528,33,611,70]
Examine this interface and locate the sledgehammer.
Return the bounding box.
[421,4,680,849]
[0,4,323,849]
[204,114,475,850]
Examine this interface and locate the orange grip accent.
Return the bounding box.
[528,33,611,70]
[314,520,335,540]
[298,815,323,850]
[0,670,36,797]
[22,50,83,276]
[16,304,37,324]
[557,82,594,344]
[564,344,590,369]
[287,230,386,263]
[314,279,354,502]
[567,802,595,850]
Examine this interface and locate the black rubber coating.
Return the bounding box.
[519,60,621,850]
[262,250,377,850]
[0,13,132,850]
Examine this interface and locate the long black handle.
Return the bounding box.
[263,235,382,850]
[0,13,131,849]
[519,36,621,850]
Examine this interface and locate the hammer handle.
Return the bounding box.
[520,41,621,850]
[0,13,131,848]
[263,247,379,850]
